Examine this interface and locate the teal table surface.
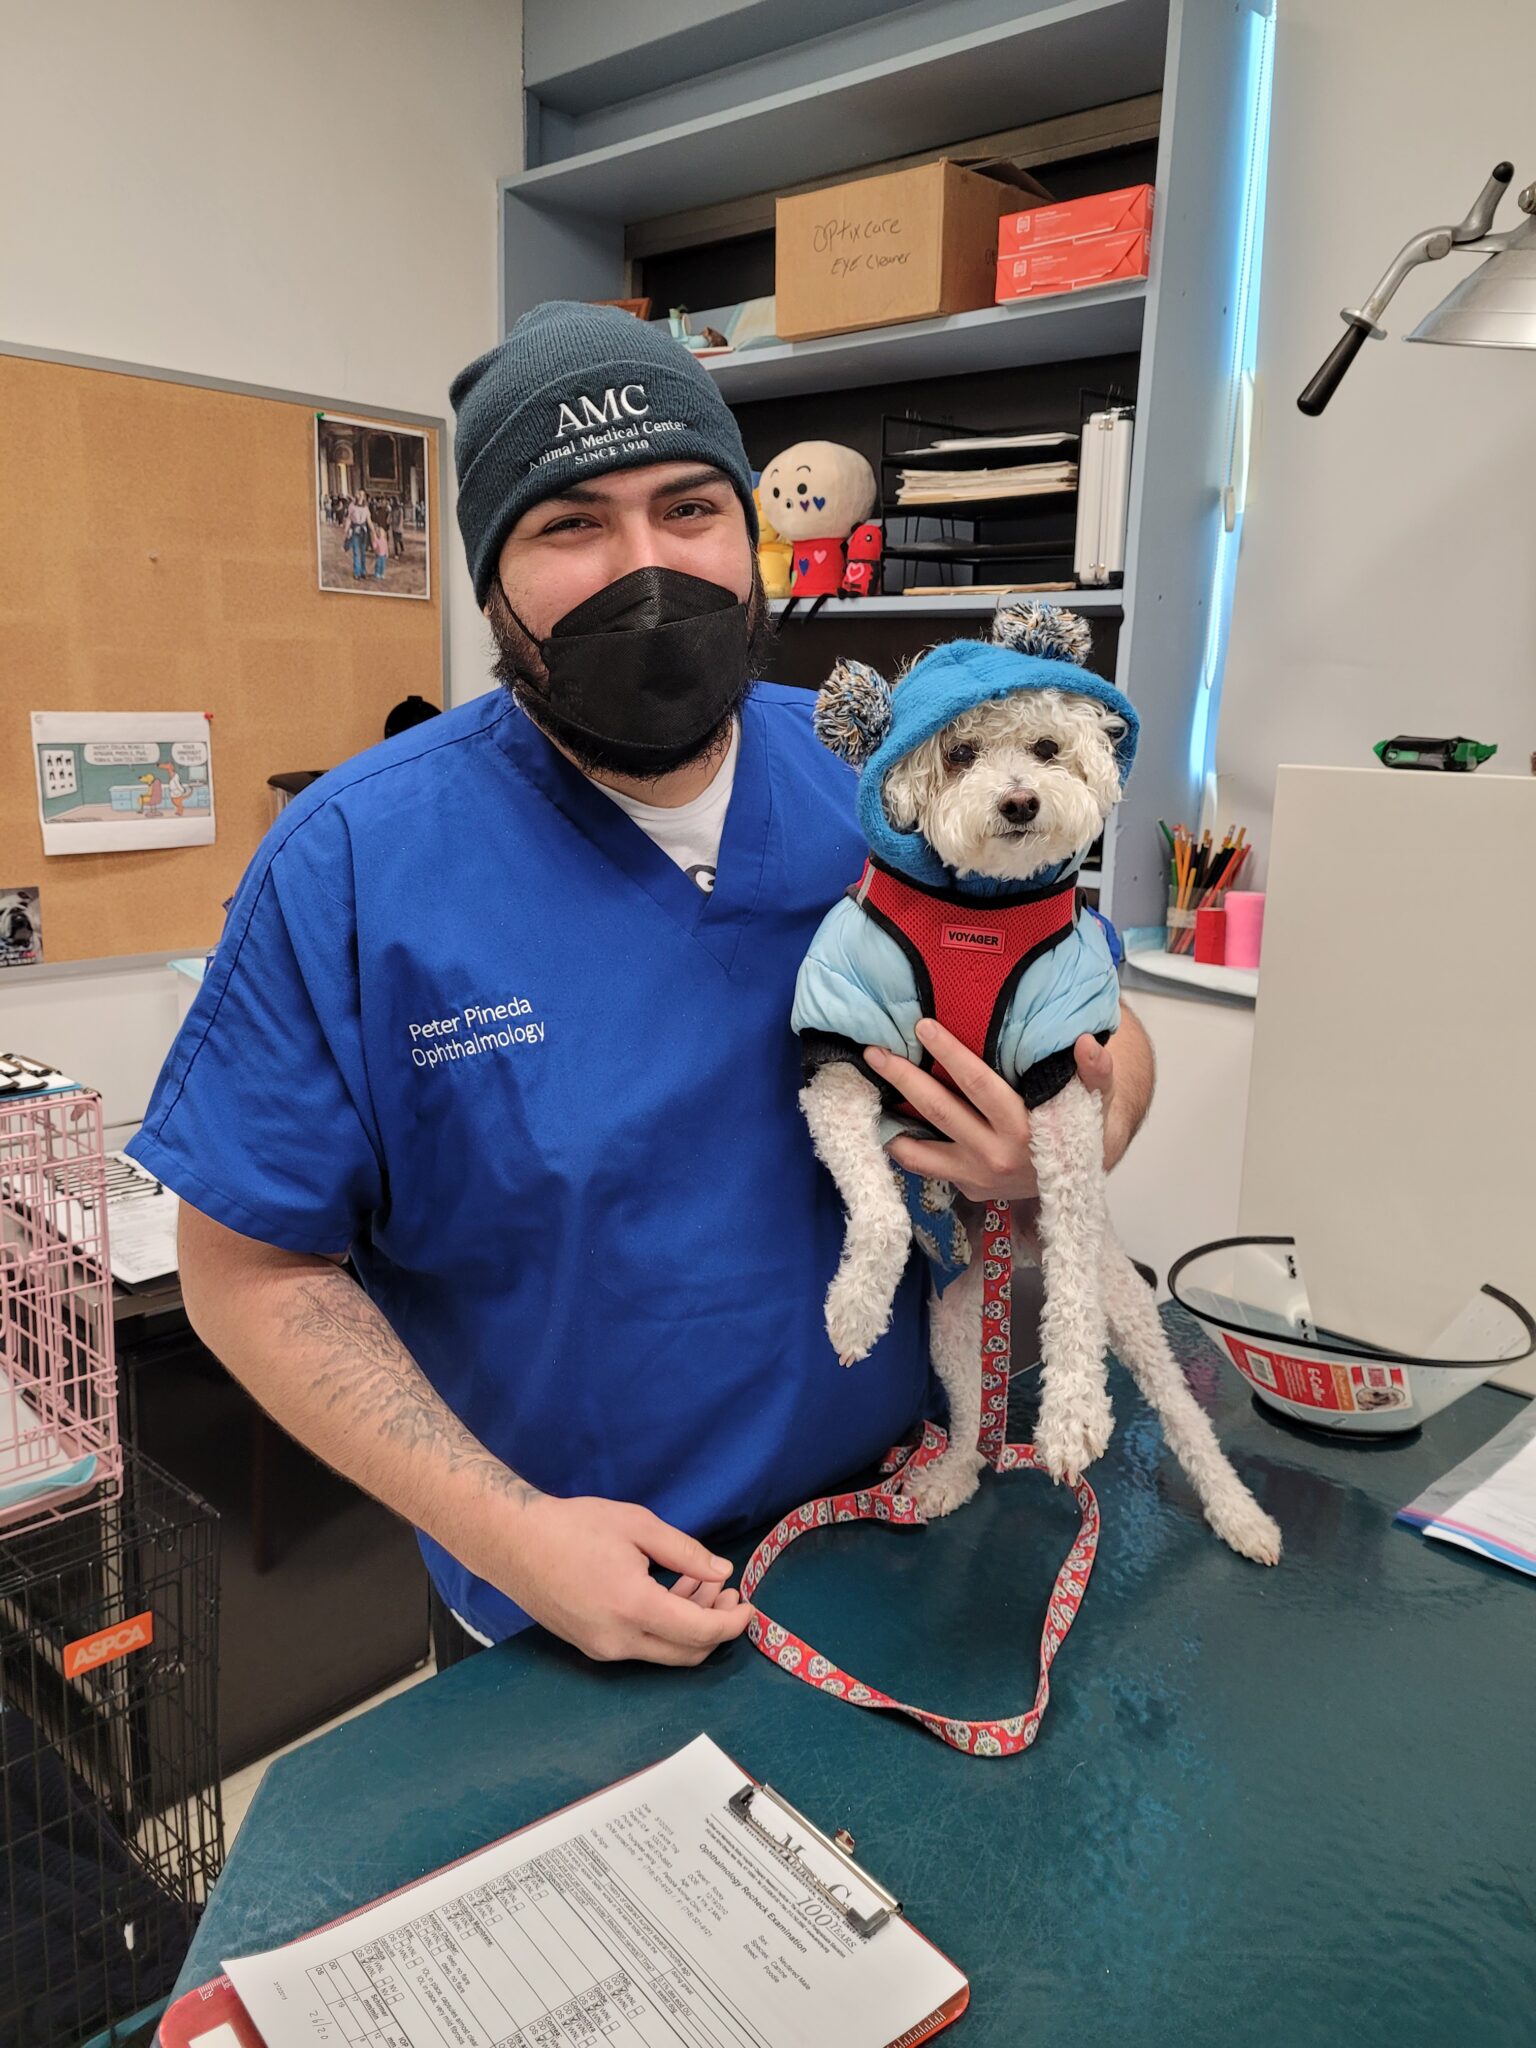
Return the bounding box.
[168,1309,1536,2047]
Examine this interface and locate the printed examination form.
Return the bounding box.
[219,1734,968,2048]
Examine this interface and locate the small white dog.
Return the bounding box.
[791,605,1280,1565]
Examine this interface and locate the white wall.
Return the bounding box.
[1107,986,1255,1286]
[1122,0,1536,1284]
[0,0,520,1119]
[1216,0,1536,871]
[2,0,520,712]
[3,967,189,1150]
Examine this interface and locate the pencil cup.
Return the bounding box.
[1224,891,1266,969]
[1194,905,1227,965]
[1166,884,1196,954]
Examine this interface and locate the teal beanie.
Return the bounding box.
[449,301,758,603]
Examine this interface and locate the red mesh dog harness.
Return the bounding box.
[853,858,1080,1100]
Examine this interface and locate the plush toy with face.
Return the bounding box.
[753,486,794,600]
[758,441,878,610]
[840,520,884,598]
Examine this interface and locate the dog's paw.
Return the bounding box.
[1033,1385,1114,1483]
[824,1270,891,1367]
[1206,1491,1283,1567]
[901,1449,985,1519]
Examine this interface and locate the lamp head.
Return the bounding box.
[1407,207,1536,350]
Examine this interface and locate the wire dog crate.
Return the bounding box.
[0,1084,122,1532]
[1,1453,224,2047]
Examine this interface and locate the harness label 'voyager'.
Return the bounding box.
[407,997,545,1069]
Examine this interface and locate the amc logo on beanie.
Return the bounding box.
[554,383,650,438]
[449,301,759,604]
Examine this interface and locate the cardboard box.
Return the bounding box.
[998,184,1154,258]
[995,228,1152,302]
[776,159,1048,341]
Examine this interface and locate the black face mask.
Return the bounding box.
[507,567,751,779]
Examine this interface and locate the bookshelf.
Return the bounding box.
[503,0,1274,933]
[769,592,1124,619]
[704,287,1147,401]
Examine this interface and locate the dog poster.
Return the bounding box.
[0,887,42,968]
[31,711,216,855]
[316,413,431,599]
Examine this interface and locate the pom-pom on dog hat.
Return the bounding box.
[813,602,1140,889]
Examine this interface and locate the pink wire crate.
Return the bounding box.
[0,1084,122,1531]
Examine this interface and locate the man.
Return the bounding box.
[344,491,370,579]
[128,302,1153,1668]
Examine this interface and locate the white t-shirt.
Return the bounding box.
[594,720,739,894]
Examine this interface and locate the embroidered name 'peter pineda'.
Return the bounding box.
[408,999,545,1069]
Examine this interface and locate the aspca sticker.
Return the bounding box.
[64,1611,154,1678]
[941,923,1003,951]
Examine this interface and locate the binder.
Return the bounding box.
[1074,407,1135,587]
[160,1738,969,2048]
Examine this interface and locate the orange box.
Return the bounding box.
[995,229,1152,301]
[998,184,1154,258]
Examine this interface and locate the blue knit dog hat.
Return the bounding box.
[813,603,1140,890]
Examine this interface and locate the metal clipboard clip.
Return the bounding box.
[727,1782,901,1940]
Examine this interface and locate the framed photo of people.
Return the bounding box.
[315,412,431,599]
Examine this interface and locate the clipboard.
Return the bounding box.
[0,1052,77,1098]
[160,1737,969,2048]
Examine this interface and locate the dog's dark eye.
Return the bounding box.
[944,743,978,769]
[1031,738,1060,762]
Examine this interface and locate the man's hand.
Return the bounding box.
[179,1211,757,1672]
[868,1004,1153,1203]
[481,1494,755,1667]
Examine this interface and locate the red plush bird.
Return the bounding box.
[840,521,884,598]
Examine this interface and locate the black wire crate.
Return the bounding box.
[1,1453,223,2047]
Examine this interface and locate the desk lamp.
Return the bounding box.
[1298,161,1536,413]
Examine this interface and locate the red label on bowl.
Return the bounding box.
[1223,1337,1412,1413]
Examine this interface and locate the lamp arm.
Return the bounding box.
[1349,226,1455,331]
[1298,162,1514,416]
[1452,161,1515,243]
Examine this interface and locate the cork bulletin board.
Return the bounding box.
[0,346,447,966]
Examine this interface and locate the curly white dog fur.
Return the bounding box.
[799,614,1281,1566]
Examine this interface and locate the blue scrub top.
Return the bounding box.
[128,685,929,1640]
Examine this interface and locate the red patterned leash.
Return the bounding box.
[742,1202,1100,1757]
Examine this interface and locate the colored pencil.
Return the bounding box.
[1163,821,1254,954]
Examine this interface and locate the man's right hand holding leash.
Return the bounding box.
[459,1492,754,1666]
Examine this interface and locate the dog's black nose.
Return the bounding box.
[999,791,1040,826]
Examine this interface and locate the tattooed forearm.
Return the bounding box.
[275,1267,542,1513]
